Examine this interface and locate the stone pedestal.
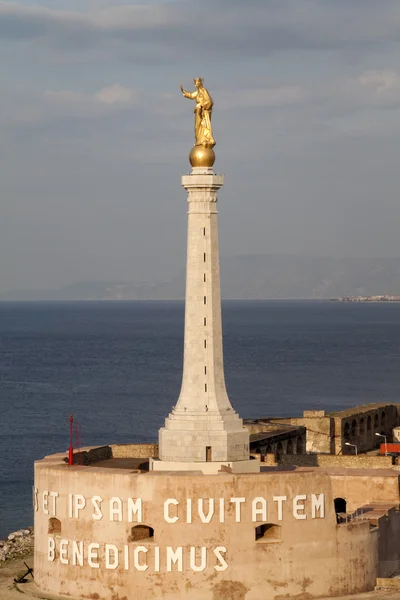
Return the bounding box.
[157,167,250,465]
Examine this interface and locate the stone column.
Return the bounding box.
[158,167,250,463]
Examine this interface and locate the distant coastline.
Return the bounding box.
[2,254,400,301]
[332,295,400,302]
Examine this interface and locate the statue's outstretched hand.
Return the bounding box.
[180,85,184,93]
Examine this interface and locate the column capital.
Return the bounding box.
[181,173,224,192]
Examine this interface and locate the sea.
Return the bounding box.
[0,299,400,538]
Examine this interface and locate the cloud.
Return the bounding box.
[218,86,306,110]
[358,70,400,92]
[94,84,135,105]
[45,84,135,107]
[0,2,92,41]
[41,84,137,124]
[0,83,137,129]
[2,4,400,295]
[356,69,400,106]
[4,67,400,134]
[311,69,400,117]
[2,1,400,63]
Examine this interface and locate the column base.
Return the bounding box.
[158,425,250,462]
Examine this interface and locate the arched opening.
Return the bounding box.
[128,525,154,542]
[334,497,347,513]
[381,412,386,429]
[286,439,294,454]
[367,415,372,432]
[360,418,365,435]
[255,523,281,542]
[374,414,379,429]
[334,498,347,523]
[48,518,61,534]
[343,422,350,440]
[266,445,272,454]
[351,420,357,437]
[296,437,304,454]
[276,442,283,461]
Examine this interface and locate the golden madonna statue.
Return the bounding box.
[180,78,215,149]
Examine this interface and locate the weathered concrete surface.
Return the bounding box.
[326,592,398,600]
[325,468,400,512]
[0,556,36,600]
[34,452,384,600]
[1,556,399,600]
[280,454,393,469]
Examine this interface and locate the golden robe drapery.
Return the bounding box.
[182,84,215,148]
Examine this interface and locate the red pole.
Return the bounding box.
[68,414,74,466]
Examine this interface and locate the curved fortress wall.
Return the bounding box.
[34,452,378,600]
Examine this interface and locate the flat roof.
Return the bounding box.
[328,403,396,418]
[97,458,147,470]
[250,429,299,443]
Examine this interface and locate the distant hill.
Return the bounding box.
[0,281,173,301]
[219,254,400,300]
[1,254,400,301]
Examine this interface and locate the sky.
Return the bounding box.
[1,0,400,293]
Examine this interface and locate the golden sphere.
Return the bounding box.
[189,146,215,168]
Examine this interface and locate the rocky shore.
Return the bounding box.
[0,528,34,563]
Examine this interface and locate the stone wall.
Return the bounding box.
[66,444,159,465]
[377,507,400,578]
[330,473,400,513]
[112,443,159,459]
[249,453,277,466]
[68,446,112,465]
[335,521,378,591]
[279,454,394,469]
[269,416,333,453]
[245,422,298,435]
[334,404,398,455]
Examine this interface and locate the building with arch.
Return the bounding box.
[271,404,398,454]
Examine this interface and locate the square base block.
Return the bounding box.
[159,426,250,462]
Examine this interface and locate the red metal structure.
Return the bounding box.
[68,414,82,465]
[380,443,400,455]
[68,414,74,465]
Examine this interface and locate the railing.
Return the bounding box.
[337,508,367,524]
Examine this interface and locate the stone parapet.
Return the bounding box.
[279,454,394,469]
[67,445,112,465]
[112,444,159,459]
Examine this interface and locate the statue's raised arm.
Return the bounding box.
[180,78,215,149]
